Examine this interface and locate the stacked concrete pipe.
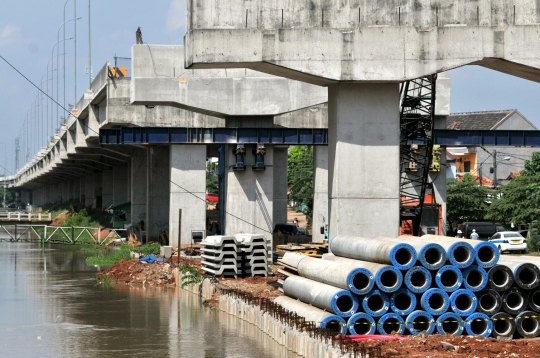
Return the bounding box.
[272,235,540,339]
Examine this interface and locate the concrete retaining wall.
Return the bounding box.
[174,268,345,358]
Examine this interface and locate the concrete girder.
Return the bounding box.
[73,147,130,163]
[185,1,540,85]
[65,154,119,169]
[131,45,327,117]
[60,159,113,172]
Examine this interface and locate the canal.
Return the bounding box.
[0,242,297,357]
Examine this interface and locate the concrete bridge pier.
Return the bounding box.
[223,144,277,242]
[113,166,129,206]
[20,189,32,206]
[146,147,170,243]
[84,174,95,208]
[168,145,206,249]
[273,147,289,229]
[61,181,69,203]
[102,170,113,209]
[328,83,400,239]
[312,146,328,243]
[93,173,102,210]
[131,149,147,229]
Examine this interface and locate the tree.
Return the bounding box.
[206,160,219,194]
[446,174,491,227]
[486,152,540,224]
[0,178,13,206]
[287,146,314,224]
[485,176,540,224]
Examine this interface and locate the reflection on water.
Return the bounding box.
[0,243,296,357]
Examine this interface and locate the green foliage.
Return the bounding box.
[0,183,13,205]
[446,174,491,225]
[85,243,161,266]
[486,175,540,224]
[206,160,219,194]
[178,263,203,288]
[62,209,100,227]
[522,152,540,176]
[529,222,540,253]
[288,146,314,225]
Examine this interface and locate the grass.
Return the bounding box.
[85,242,162,266]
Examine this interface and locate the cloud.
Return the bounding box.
[166,0,185,40]
[0,25,22,47]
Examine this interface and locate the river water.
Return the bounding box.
[0,242,297,358]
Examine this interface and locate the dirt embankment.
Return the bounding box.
[364,333,540,358]
[97,259,540,357]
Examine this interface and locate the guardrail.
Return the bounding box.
[0,213,52,221]
[0,224,127,245]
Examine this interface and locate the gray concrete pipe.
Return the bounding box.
[377,236,446,270]
[420,234,499,269]
[487,265,515,292]
[323,255,403,293]
[515,311,540,338]
[282,276,359,317]
[282,252,375,295]
[329,235,417,270]
[402,235,476,268]
[496,257,540,290]
[491,312,516,339]
[273,295,347,335]
[502,288,528,315]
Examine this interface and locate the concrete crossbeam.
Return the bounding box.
[131,45,327,117]
[185,1,540,84]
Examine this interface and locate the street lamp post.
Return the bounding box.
[57,18,81,129]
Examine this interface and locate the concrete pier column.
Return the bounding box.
[147,147,170,242]
[68,179,75,202]
[113,166,129,205]
[94,172,102,209]
[73,177,81,203]
[328,83,400,239]
[312,146,328,243]
[102,170,113,209]
[131,149,148,227]
[273,146,288,227]
[84,174,95,208]
[224,144,274,241]
[62,181,69,203]
[168,145,206,249]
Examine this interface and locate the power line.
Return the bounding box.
[0,54,273,234]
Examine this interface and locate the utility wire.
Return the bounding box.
[0,54,273,234]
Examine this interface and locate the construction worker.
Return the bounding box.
[470,229,479,240]
[455,230,464,238]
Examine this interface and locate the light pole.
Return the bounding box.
[57,18,81,128]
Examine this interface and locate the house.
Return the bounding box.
[445,109,539,186]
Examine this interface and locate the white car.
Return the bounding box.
[489,231,527,254]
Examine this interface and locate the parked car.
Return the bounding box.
[489,231,527,254]
[206,193,219,203]
[273,223,298,236]
[460,222,507,240]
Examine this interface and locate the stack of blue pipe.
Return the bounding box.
[277,234,540,339]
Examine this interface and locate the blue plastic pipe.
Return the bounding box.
[449,289,478,317]
[329,235,417,270]
[347,313,376,335]
[465,313,493,337]
[283,276,359,317]
[323,255,403,293]
[462,265,488,292]
[436,312,464,336]
[389,288,417,316]
[377,313,405,335]
[362,290,390,318]
[435,265,463,292]
[404,266,432,293]
[420,288,450,316]
[405,310,436,336]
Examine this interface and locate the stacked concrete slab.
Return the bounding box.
[236,234,272,277]
[201,236,241,277]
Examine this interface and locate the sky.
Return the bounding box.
[0,1,539,174]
